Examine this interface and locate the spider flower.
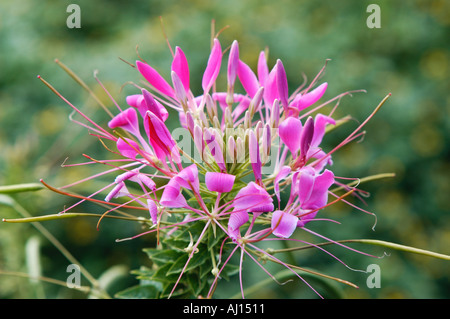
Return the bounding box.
[38,35,387,299]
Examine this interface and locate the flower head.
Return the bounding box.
[38,33,389,299]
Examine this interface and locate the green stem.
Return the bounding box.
[330,173,396,193]
[0,183,44,194]
[0,269,91,294]
[270,239,450,261]
[2,212,150,224]
[0,195,110,297]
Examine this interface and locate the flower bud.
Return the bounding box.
[227,135,236,164]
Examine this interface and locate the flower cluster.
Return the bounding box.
[41,37,384,299]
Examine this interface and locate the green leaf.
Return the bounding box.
[143,248,183,266]
[152,263,179,283]
[166,247,208,275]
[115,284,160,299]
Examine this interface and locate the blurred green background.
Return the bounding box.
[0,0,448,299]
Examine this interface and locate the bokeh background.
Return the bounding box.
[0,0,448,299]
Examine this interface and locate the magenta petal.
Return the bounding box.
[205,172,235,193]
[279,116,302,155]
[305,169,335,209]
[298,166,316,205]
[276,60,289,111]
[233,182,273,213]
[116,137,141,159]
[108,108,139,134]
[126,94,142,108]
[228,210,249,241]
[300,116,315,159]
[237,60,259,98]
[298,167,334,210]
[202,38,222,93]
[115,170,137,184]
[263,66,279,108]
[171,46,190,92]
[147,199,158,224]
[292,82,328,112]
[144,111,176,160]
[274,166,291,202]
[228,211,249,231]
[142,89,169,122]
[136,60,175,98]
[171,71,187,103]
[227,40,239,87]
[105,182,129,202]
[271,210,298,238]
[257,51,269,86]
[160,178,187,208]
[135,174,156,191]
[175,164,199,194]
[310,113,336,150]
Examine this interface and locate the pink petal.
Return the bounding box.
[228,210,249,242]
[202,38,222,93]
[271,210,298,238]
[126,94,142,108]
[116,137,141,159]
[257,51,269,86]
[310,113,336,150]
[142,89,169,122]
[263,66,279,108]
[279,116,302,155]
[144,111,176,160]
[237,60,259,98]
[175,164,199,194]
[274,166,291,203]
[160,178,187,208]
[227,40,239,87]
[298,167,334,210]
[298,166,316,205]
[108,108,139,134]
[105,182,129,202]
[134,174,156,191]
[136,60,175,99]
[233,182,273,213]
[171,46,190,92]
[300,116,315,159]
[228,210,249,231]
[147,199,158,224]
[171,71,187,103]
[115,170,138,184]
[292,82,328,112]
[276,59,289,111]
[304,169,334,209]
[205,172,235,193]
